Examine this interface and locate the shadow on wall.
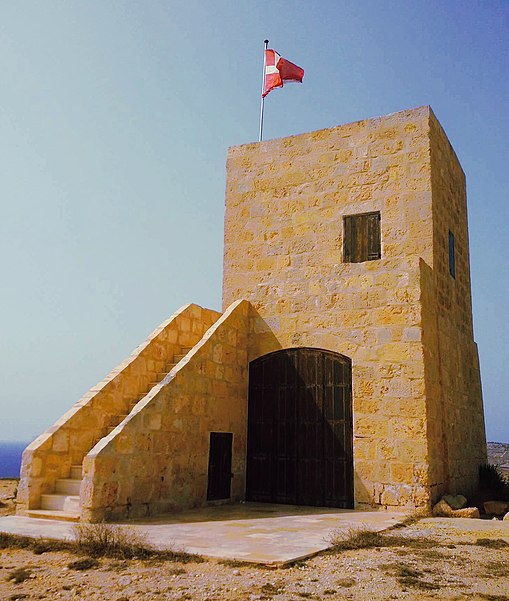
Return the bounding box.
[248,304,283,362]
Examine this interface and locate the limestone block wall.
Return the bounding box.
[17,303,220,513]
[223,107,438,509]
[426,111,486,498]
[81,299,249,522]
[243,257,431,508]
[223,105,435,310]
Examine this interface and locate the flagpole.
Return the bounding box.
[258,39,269,142]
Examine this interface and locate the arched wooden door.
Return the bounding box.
[246,348,354,508]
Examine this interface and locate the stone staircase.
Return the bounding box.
[26,347,192,521]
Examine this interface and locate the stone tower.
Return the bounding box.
[18,106,487,522]
[223,105,486,508]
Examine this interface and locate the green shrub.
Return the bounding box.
[478,464,509,501]
[479,464,508,491]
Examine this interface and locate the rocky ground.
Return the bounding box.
[1,480,509,601]
[488,442,509,478]
[0,479,17,518]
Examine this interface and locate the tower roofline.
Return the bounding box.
[228,105,433,153]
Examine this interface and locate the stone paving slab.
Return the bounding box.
[0,503,405,565]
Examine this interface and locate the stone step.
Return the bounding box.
[70,465,82,480]
[55,478,82,495]
[26,509,80,522]
[180,347,192,354]
[40,493,80,513]
[121,350,194,416]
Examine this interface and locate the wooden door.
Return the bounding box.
[207,432,233,501]
[246,348,353,508]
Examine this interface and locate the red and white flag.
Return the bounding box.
[262,49,304,97]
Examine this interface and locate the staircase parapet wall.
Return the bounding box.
[16,303,221,513]
[80,299,250,522]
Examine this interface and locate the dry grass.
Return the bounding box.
[0,532,31,550]
[217,559,247,568]
[326,525,438,553]
[72,522,153,559]
[5,568,32,584]
[474,538,509,549]
[0,532,70,553]
[395,564,440,591]
[326,526,390,551]
[480,560,509,578]
[336,577,356,587]
[260,581,284,594]
[67,557,100,571]
[387,508,431,530]
[72,522,202,563]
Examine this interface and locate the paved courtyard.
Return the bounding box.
[0,503,405,565]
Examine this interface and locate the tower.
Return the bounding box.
[223,105,486,507]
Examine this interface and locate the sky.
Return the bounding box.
[0,1,508,444]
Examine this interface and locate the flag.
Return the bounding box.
[262,49,304,97]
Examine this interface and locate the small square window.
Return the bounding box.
[448,230,456,278]
[343,212,381,263]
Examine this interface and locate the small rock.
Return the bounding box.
[443,494,467,510]
[232,569,240,575]
[453,507,480,518]
[118,576,132,587]
[503,511,509,521]
[432,499,479,518]
[432,499,454,517]
[483,500,509,516]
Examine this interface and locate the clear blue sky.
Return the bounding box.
[1,1,508,443]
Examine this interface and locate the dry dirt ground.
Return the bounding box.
[1,480,508,601]
[0,480,17,518]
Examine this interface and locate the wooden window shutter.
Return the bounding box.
[367,212,381,260]
[343,215,353,262]
[343,212,381,263]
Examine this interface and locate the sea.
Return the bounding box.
[0,440,507,480]
[0,441,28,478]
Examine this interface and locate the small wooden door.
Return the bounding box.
[246,348,353,508]
[207,432,233,501]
